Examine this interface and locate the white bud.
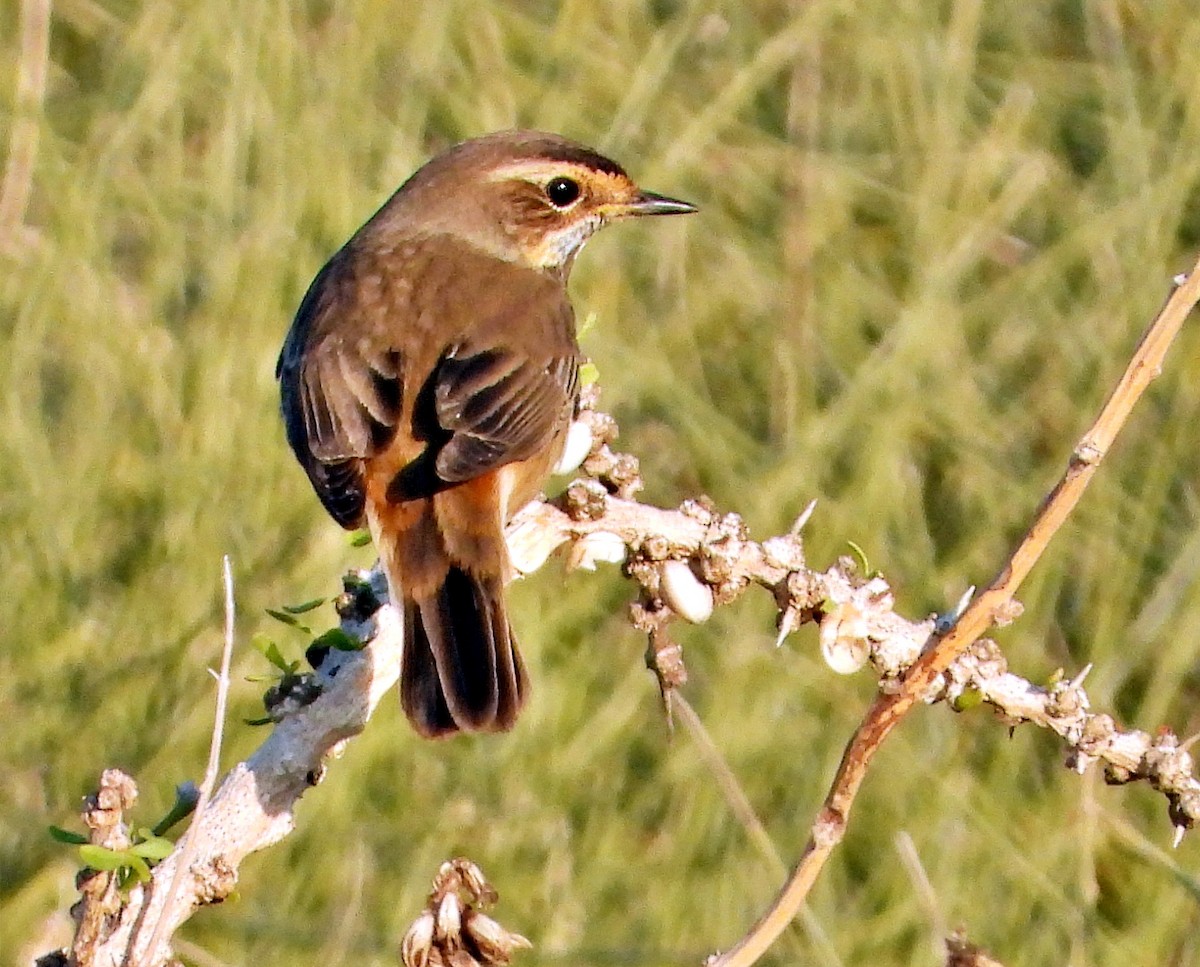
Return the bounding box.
[819,601,870,674]
[506,515,561,575]
[567,531,626,571]
[660,559,714,623]
[553,420,594,475]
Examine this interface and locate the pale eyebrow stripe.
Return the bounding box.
[484,161,576,184]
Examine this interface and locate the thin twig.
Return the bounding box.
[707,258,1200,967]
[135,556,237,966]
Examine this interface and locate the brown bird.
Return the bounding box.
[277,130,696,738]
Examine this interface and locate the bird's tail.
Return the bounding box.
[401,565,527,737]
[370,494,527,738]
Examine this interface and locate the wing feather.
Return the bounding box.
[433,330,579,484]
[278,249,403,527]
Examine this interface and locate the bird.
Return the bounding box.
[277,130,696,738]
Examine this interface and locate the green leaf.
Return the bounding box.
[151,784,199,837]
[131,836,176,861]
[310,627,363,652]
[264,608,311,633]
[49,825,88,845]
[125,853,152,883]
[282,597,326,615]
[79,844,132,871]
[252,633,297,672]
[349,529,373,548]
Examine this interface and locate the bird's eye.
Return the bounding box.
[545,176,581,209]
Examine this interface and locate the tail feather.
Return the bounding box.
[400,566,528,738]
[399,601,457,737]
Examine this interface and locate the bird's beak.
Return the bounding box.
[622,190,698,217]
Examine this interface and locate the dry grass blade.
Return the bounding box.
[0,0,49,255]
[673,693,783,878]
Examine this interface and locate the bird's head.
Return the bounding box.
[380,130,697,276]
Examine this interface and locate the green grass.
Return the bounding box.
[4,0,1200,964]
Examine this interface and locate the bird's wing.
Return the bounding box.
[278,236,580,518]
[432,333,580,483]
[277,250,403,528]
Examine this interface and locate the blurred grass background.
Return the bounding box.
[3,0,1200,964]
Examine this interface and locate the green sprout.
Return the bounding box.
[47,781,197,889]
[845,540,873,576]
[247,599,365,726]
